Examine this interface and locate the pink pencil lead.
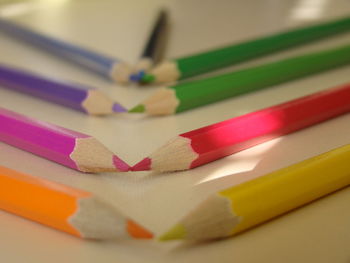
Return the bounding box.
[113,156,130,172]
[131,158,152,171]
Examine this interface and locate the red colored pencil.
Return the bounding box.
[132,83,350,172]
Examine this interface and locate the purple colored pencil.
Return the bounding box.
[0,107,130,172]
[0,64,126,115]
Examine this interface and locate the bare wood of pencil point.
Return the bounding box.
[110,62,133,84]
[131,136,198,172]
[142,61,180,84]
[70,137,129,173]
[128,87,179,115]
[82,89,126,115]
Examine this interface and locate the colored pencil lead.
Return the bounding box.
[131,158,151,171]
[112,103,127,113]
[140,73,156,83]
[128,104,146,113]
[159,224,186,241]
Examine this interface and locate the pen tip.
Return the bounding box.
[131,158,151,171]
[159,224,186,241]
[128,104,145,113]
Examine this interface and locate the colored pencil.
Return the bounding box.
[0,64,126,115]
[0,18,131,83]
[132,83,350,172]
[0,165,153,240]
[0,108,129,173]
[130,44,350,115]
[130,9,169,82]
[160,143,350,241]
[141,16,350,84]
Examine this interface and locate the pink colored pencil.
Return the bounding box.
[0,107,129,173]
[132,83,350,172]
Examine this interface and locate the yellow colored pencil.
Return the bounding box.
[160,143,350,241]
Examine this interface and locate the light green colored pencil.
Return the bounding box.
[141,16,350,84]
[130,43,350,116]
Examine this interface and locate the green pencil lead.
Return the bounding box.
[141,73,156,83]
[128,104,145,113]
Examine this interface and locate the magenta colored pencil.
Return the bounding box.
[0,64,126,115]
[0,108,129,172]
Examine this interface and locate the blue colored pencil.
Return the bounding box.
[0,63,126,115]
[0,18,131,83]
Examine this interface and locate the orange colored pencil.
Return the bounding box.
[0,165,153,240]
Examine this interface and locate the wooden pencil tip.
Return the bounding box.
[141,73,155,83]
[129,71,145,82]
[159,224,186,241]
[128,104,146,113]
[127,220,154,239]
[112,103,127,113]
[113,156,130,172]
[131,158,151,171]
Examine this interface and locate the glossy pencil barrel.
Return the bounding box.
[174,44,350,113]
[184,84,350,168]
[0,108,129,172]
[0,64,88,112]
[132,83,350,172]
[0,64,125,115]
[178,16,350,79]
[0,19,128,81]
[0,165,153,239]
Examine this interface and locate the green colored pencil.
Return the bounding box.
[141,16,350,84]
[130,44,350,115]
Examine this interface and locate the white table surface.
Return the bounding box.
[0,0,350,262]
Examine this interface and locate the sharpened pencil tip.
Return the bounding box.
[112,103,127,113]
[159,224,186,241]
[129,71,146,82]
[141,73,155,83]
[113,156,130,172]
[127,220,154,239]
[128,104,145,113]
[131,158,151,171]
